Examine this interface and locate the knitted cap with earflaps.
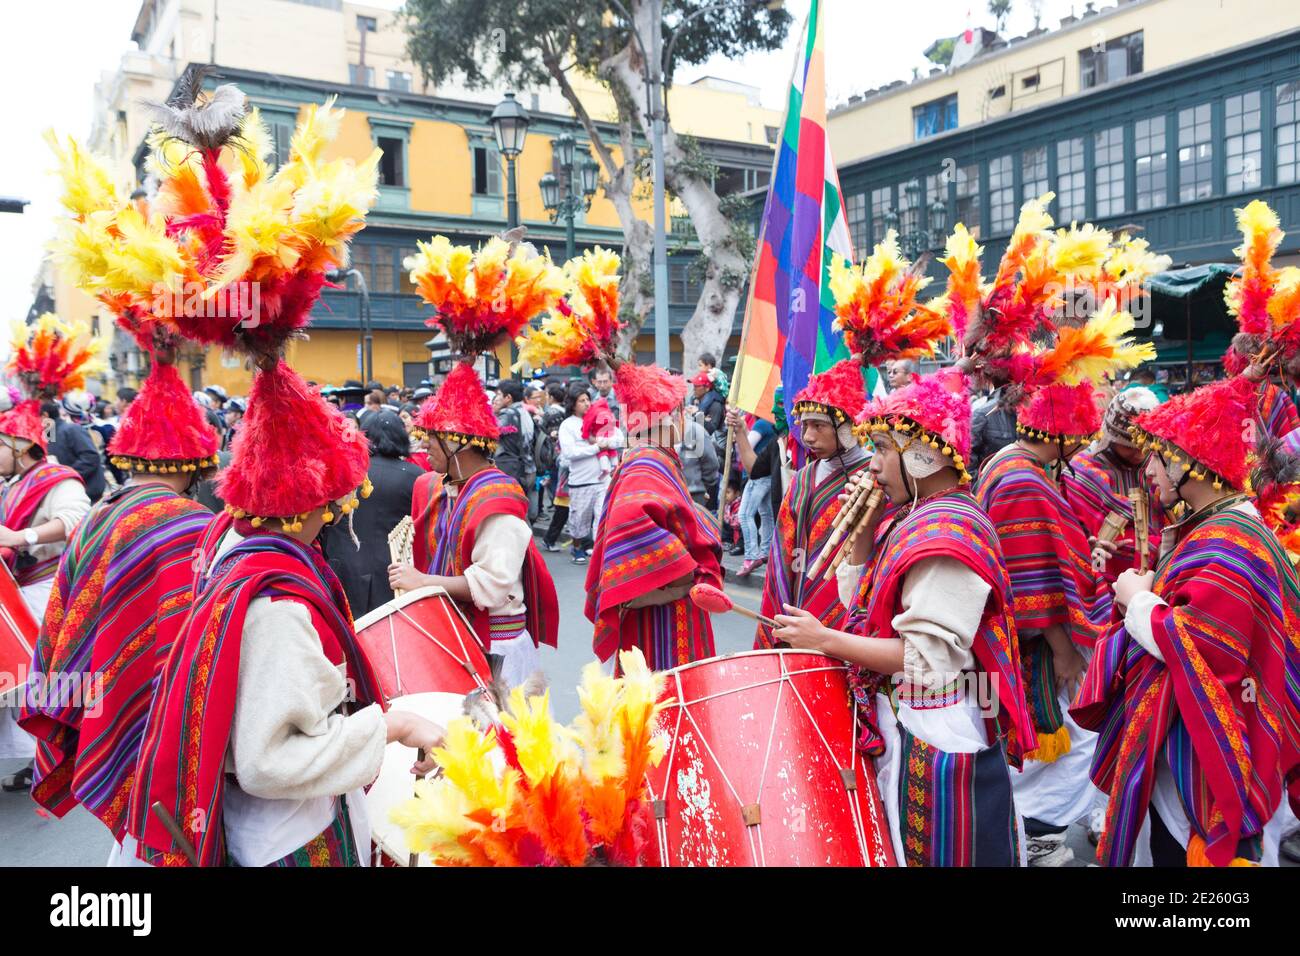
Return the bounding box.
[109,360,220,473]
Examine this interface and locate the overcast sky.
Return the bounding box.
[0,0,1086,324]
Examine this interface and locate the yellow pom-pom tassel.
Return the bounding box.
[322,510,334,523]
[1029,725,1072,764]
[251,516,262,528]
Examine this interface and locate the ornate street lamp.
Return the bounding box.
[490,92,531,229]
[540,132,599,260]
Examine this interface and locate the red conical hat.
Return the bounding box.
[1016,381,1103,444]
[108,361,220,472]
[414,361,498,450]
[218,360,371,528]
[859,368,973,480]
[614,362,685,433]
[791,359,869,425]
[1130,375,1257,492]
[0,400,48,451]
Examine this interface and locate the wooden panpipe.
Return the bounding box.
[804,474,886,584]
[1129,487,1150,573]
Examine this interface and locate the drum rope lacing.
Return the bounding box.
[386,607,489,696]
[649,653,890,866]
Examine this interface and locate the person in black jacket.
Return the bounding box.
[320,410,423,619]
[493,381,535,500]
[691,372,727,435]
[969,387,1018,475]
[41,400,106,503]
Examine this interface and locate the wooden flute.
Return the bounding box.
[804,472,877,580]
[1130,487,1151,573]
[821,486,886,583]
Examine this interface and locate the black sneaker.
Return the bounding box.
[1,763,33,793]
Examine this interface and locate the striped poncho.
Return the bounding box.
[975,445,1111,757]
[848,490,1038,769]
[130,524,383,866]
[18,483,211,841]
[1072,500,1300,867]
[757,458,869,648]
[585,445,722,670]
[1062,448,1165,584]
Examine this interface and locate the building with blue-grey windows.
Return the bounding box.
[827,0,1300,387]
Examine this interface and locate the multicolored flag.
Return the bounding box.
[729,0,874,423]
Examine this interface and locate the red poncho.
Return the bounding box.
[585,445,722,669]
[1072,500,1300,867]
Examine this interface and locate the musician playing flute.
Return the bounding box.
[772,370,1037,866]
[756,360,871,649]
[1072,374,1300,866]
[1062,387,1165,584]
[389,363,559,688]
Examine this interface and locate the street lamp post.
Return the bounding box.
[884,184,949,259]
[491,92,531,230]
[327,268,372,383]
[540,131,599,261]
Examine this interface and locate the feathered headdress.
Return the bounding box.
[1131,375,1260,493]
[1224,200,1300,379]
[50,88,379,359]
[1011,300,1156,442]
[828,231,950,367]
[516,247,686,434]
[1253,423,1300,559]
[1050,223,1171,327]
[46,82,376,521]
[515,247,623,371]
[409,235,567,359]
[108,360,220,474]
[389,648,670,867]
[948,194,1063,388]
[858,367,973,481]
[0,314,105,451]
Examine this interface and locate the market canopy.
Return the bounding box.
[1137,263,1240,366]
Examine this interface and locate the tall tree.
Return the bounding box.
[400,0,791,368]
[988,0,1012,33]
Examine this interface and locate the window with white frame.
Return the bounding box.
[1055,137,1085,223]
[1225,91,1262,193]
[846,192,868,256]
[1022,146,1048,202]
[1178,103,1213,201]
[955,164,981,238]
[989,154,1014,234]
[1093,126,1125,217]
[1278,80,1300,185]
[1134,116,1167,211]
[870,186,891,244]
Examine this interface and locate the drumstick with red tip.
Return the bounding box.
[690,582,777,628]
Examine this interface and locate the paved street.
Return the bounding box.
[0,545,766,867]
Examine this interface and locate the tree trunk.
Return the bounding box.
[600,0,750,373]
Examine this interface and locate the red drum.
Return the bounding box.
[0,560,38,704]
[645,649,896,867]
[353,586,491,703]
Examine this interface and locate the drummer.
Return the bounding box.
[130,359,446,867]
[389,362,558,688]
[772,370,1037,866]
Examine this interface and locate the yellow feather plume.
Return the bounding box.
[1045,298,1157,386]
[499,688,567,785]
[1050,222,1113,281]
[569,661,627,781]
[388,777,483,862]
[431,717,516,814]
[102,205,189,298]
[44,130,119,216]
[287,97,343,170]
